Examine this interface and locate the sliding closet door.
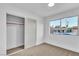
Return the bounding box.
[7,14,24,50]
[28,19,36,47]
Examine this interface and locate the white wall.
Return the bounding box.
[0,8,6,55]
[0,5,44,55]
[45,7,79,53]
[36,20,44,45]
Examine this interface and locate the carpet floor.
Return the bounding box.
[11,43,79,56]
[7,45,24,55]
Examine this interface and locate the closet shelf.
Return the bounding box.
[7,23,24,25]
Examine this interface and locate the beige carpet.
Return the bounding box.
[11,43,79,56]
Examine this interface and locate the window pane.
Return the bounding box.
[49,20,60,28]
[49,20,60,34]
[66,16,78,35]
[67,16,78,28]
[61,18,67,34]
[61,18,66,27]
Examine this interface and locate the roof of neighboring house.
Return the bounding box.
[72,26,78,29]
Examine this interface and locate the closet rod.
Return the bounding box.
[7,23,24,25]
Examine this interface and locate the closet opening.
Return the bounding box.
[6,14,25,55]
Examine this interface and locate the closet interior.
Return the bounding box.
[6,14,25,55]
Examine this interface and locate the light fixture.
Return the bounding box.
[48,3,54,7]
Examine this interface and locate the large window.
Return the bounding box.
[49,16,78,35]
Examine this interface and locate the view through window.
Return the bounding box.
[49,16,78,35]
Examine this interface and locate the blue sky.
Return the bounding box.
[49,16,78,28]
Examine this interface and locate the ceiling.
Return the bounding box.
[1,3,79,18]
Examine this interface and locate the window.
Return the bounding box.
[49,16,78,35]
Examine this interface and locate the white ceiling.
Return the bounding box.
[1,3,79,18]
